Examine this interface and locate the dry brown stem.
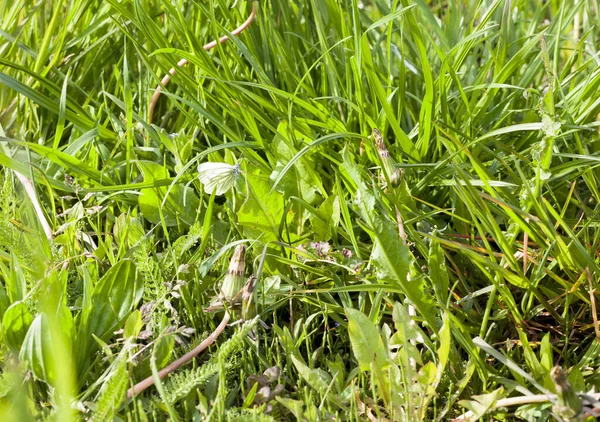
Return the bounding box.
[148,2,258,125]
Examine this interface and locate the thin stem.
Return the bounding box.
[455,392,600,420]
[148,1,259,125]
[127,311,231,399]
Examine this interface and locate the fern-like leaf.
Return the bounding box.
[225,408,278,422]
[163,317,259,404]
[163,361,221,404]
[91,354,129,422]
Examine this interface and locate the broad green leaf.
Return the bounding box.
[458,387,504,420]
[269,120,320,204]
[310,194,340,241]
[437,313,451,379]
[392,302,427,345]
[39,270,75,348]
[138,161,200,226]
[540,333,553,372]
[276,397,306,419]
[416,361,437,395]
[76,260,142,373]
[428,237,449,304]
[370,238,411,291]
[567,367,585,393]
[153,334,176,371]
[19,314,55,383]
[123,310,142,341]
[113,213,145,249]
[237,174,284,242]
[2,302,34,352]
[326,354,346,394]
[270,132,363,191]
[390,303,427,371]
[345,307,389,371]
[291,354,344,409]
[291,354,330,392]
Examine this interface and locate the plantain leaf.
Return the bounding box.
[76,260,142,374]
[2,302,33,352]
[19,313,55,383]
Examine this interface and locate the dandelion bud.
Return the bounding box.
[551,366,583,418]
[373,128,401,187]
[220,245,246,300]
[241,275,257,321]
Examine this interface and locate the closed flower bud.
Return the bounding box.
[373,128,402,187]
[220,245,246,300]
[241,275,257,321]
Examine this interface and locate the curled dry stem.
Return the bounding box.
[148,1,259,125]
[126,311,231,399]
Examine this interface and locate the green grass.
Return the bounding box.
[1,0,600,420]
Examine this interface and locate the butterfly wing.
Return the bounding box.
[198,162,238,195]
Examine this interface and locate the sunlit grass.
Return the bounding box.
[1,0,600,420]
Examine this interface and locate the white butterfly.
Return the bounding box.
[197,162,242,196]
